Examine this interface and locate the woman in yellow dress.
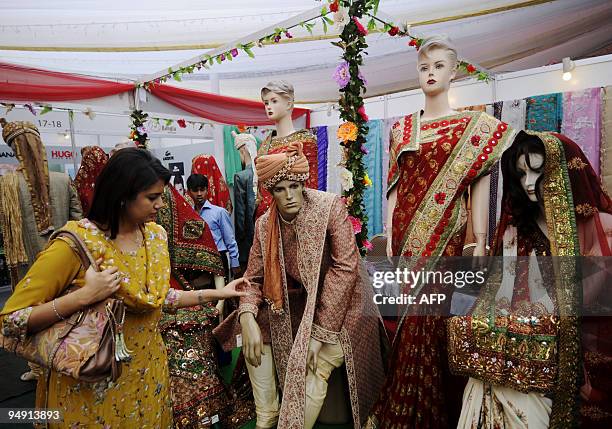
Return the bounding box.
[0,148,248,428]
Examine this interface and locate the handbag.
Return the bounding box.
[447,307,559,394]
[0,230,131,382]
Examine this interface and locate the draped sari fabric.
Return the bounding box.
[368,111,516,429]
[562,88,602,175]
[157,185,255,428]
[452,132,612,428]
[74,146,108,216]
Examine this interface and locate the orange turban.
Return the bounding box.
[254,141,310,314]
[255,141,309,190]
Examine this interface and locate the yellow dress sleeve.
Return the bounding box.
[1,239,81,317]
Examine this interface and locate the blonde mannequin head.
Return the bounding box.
[417,35,458,96]
[261,80,294,121]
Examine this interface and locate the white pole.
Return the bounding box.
[68,111,78,174]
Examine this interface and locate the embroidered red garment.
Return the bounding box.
[493,132,612,427]
[74,146,108,216]
[191,154,233,214]
[370,111,516,428]
[157,185,225,289]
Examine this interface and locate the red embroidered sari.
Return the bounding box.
[74,146,108,216]
[191,154,233,214]
[369,111,516,428]
[254,129,318,219]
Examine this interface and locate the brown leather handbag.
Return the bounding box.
[0,230,131,382]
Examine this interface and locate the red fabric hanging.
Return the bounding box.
[0,62,134,102]
[148,84,310,127]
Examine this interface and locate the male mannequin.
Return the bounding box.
[215,143,385,429]
[232,131,257,268]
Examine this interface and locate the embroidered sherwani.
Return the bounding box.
[215,189,385,428]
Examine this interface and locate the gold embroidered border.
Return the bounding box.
[400,112,515,258]
[387,115,417,195]
[527,131,581,428]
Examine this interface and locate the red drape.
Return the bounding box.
[148,84,310,127]
[0,62,134,102]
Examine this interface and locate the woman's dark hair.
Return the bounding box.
[186,174,209,191]
[500,131,546,230]
[88,148,171,238]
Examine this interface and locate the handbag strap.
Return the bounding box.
[50,230,100,273]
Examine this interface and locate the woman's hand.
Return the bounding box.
[76,258,121,306]
[217,277,250,300]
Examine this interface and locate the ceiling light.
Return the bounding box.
[562,57,575,81]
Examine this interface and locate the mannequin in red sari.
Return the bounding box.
[449,131,612,428]
[157,185,255,428]
[74,146,108,216]
[254,81,318,219]
[367,35,517,428]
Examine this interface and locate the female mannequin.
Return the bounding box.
[367,35,517,428]
[254,81,318,219]
[449,131,612,428]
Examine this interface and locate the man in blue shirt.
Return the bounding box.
[187,174,240,278]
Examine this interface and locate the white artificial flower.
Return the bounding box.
[333,8,349,29]
[339,166,354,192]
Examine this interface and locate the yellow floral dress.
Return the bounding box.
[1,219,178,428]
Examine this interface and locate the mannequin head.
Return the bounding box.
[271,179,305,221]
[501,132,546,225]
[417,35,458,96]
[261,81,294,122]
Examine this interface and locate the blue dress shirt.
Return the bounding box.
[199,200,240,268]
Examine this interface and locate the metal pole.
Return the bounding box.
[68,111,78,174]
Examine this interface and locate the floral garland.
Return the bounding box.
[129,109,149,149]
[333,0,378,255]
[144,8,338,87]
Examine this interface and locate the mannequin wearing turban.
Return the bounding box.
[0,118,82,380]
[0,119,83,286]
[214,142,386,429]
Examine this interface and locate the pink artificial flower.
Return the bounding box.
[348,215,362,234]
[358,105,369,122]
[352,17,368,36]
[363,239,373,251]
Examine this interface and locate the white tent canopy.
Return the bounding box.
[1,0,611,103]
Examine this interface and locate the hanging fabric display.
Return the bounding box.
[526,93,563,132]
[602,86,612,195]
[562,87,602,174]
[223,125,244,187]
[363,120,383,237]
[314,126,328,191]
